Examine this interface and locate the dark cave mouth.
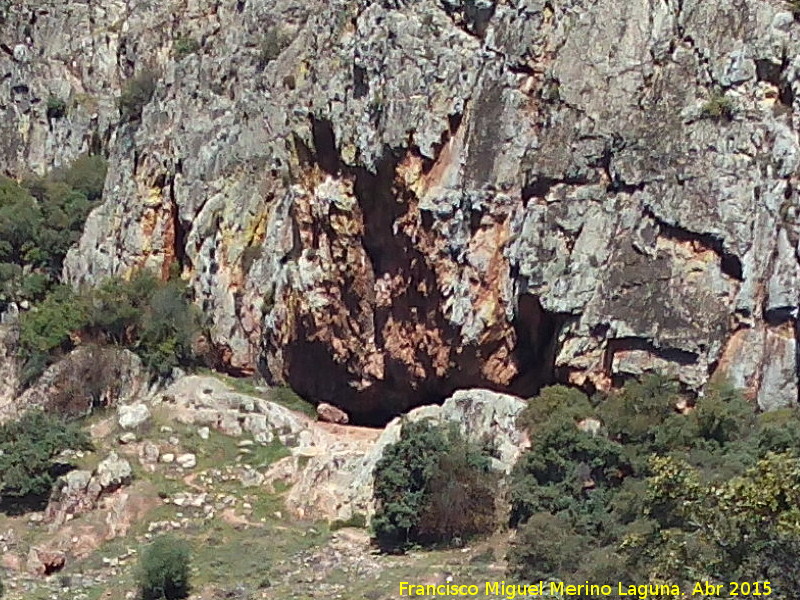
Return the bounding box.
[272,294,569,427]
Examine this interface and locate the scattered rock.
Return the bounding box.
[46,453,133,527]
[139,441,160,465]
[197,426,210,440]
[118,403,151,430]
[176,453,197,469]
[95,452,133,490]
[118,432,137,445]
[238,467,265,488]
[316,403,349,424]
[160,453,175,464]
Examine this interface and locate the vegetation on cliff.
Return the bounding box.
[0,154,106,305]
[18,270,200,386]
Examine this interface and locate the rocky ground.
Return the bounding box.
[0,375,525,600]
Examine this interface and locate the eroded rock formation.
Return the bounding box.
[2,0,800,420]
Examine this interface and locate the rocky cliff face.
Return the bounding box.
[2,0,800,421]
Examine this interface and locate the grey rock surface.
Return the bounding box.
[117,403,151,430]
[95,452,133,490]
[1,0,799,416]
[45,452,132,527]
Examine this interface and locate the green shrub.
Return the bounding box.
[0,156,106,303]
[600,374,681,447]
[119,71,157,122]
[46,95,67,119]
[701,90,735,121]
[372,420,497,552]
[60,154,108,201]
[507,372,800,588]
[0,177,41,264]
[18,285,90,385]
[0,411,90,502]
[174,36,200,59]
[258,28,289,67]
[85,272,200,378]
[517,384,594,432]
[508,512,589,580]
[137,535,191,600]
[18,269,199,386]
[509,418,629,532]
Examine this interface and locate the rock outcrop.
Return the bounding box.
[2,0,800,419]
[45,452,133,527]
[13,346,147,421]
[268,388,528,522]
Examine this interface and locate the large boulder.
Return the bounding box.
[316,402,349,424]
[17,347,147,419]
[95,452,133,490]
[118,403,151,430]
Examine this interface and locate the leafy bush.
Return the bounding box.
[85,272,200,377]
[174,36,200,59]
[18,285,89,385]
[18,270,199,386]
[508,373,800,590]
[60,153,108,201]
[509,417,629,533]
[137,535,191,600]
[701,90,735,121]
[517,384,594,432]
[46,95,67,120]
[0,411,90,503]
[508,512,589,580]
[0,155,106,304]
[372,420,497,552]
[119,71,157,122]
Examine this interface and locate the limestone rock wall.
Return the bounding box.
[2,0,800,420]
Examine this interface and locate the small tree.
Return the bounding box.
[137,535,191,600]
[372,420,497,552]
[0,411,90,504]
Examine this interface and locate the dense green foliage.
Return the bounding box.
[509,377,800,595]
[46,95,67,119]
[119,71,157,122]
[18,270,200,385]
[137,535,191,600]
[0,155,106,304]
[0,411,90,502]
[174,36,200,59]
[372,420,497,552]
